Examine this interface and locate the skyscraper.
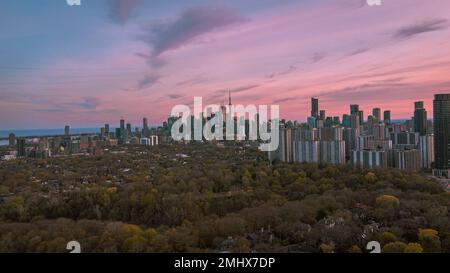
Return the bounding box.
[372,108,381,122]
[64,125,70,136]
[105,124,110,135]
[120,118,125,131]
[383,110,391,124]
[126,123,132,137]
[350,104,359,116]
[350,114,360,130]
[319,110,326,120]
[358,111,364,126]
[17,138,26,157]
[311,98,319,118]
[420,134,434,169]
[143,117,149,137]
[342,114,350,127]
[8,133,15,147]
[433,94,450,177]
[414,101,427,135]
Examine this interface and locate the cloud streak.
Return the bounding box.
[77,97,101,110]
[392,18,448,39]
[142,6,247,58]
[137,74,161,90]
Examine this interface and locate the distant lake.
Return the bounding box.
[0,128,101,139]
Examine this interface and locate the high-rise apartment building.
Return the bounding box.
[414,101,427,135]
[433,94,450,177]
[390,149,421,172]
[8,133,15,147]
[17,138,26,157]
[351,150,388,169]
[419,134,434,169]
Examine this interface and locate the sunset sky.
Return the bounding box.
[1,0,450,129]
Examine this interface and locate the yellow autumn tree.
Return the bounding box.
[382,242,407,253]
[404,243,423,253]
[364,172,377,183]
[376,195,400,207]
[418,229,441,253]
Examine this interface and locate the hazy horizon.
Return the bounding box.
[1,0,450,129]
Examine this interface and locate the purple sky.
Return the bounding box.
[1,0,450,129]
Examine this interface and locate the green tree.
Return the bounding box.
[382,242,407,253]
[379,231,397,245]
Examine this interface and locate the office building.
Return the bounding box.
[350,104,359,116]
[333,116,340,125]
[383,110,391,124]
[350,114,360,130]
[64,125,70,136]
[311,98,319,118]
[342,114,351,128]
[126,123,132,137]
[143,117,149,137]
[372,108,381,122]
[307,116,317,129]
[358,111,364,126]
[319,110,326,120]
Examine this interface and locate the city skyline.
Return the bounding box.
[0,94,437,133]
[2,0,450,129]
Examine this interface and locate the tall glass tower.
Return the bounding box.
[433,94,450,177]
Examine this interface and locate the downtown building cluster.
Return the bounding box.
[271,94,450,178]
[3,117,164,160]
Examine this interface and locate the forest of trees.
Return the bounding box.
[0,143,449,253]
